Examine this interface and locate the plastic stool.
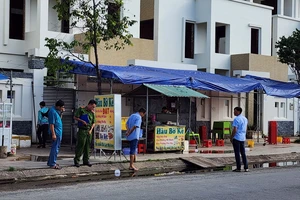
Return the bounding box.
[277,137,283,143]
[216,139,225,146]
[282,137,290,144]
[203,140,212,148]
[138,143,146,153]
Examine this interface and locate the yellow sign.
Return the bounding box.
[154,126,185,151]
[94,95,115,150]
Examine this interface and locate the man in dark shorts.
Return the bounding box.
[126,108,146,171]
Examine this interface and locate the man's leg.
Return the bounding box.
[42,124,48,148]
[232,139,241,170]
[240,141,248,170]
[37,126,42,147]
[83,131,92,165]
[129,139,138,170]
[74,129,87,166]
[47,135,60,167]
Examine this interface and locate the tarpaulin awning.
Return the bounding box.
[0,74,8,80]
[66,59,262,93]
[243,75,300,98]
[143,84,209,98]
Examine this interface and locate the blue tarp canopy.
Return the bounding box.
[243,75,300,98]
[0,74,8,80]
[66,60,262,93]
[66,60,300,97]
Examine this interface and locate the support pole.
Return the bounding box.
[145,87,149,151]
[110,79,113,94]
[10,70,12,103]
[177,98,180,125]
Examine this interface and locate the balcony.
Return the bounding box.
[25,31,74,58]
[231,53,288,81]
[74,34,155,66]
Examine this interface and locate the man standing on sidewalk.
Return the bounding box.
[126,108,146,171]
[230,107,249,172]
[37,101,49,148]
[47,100,65,169]
[74,100,96,168]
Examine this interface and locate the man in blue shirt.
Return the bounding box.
[37,101,49,148]
[231,107,249,172]
[47,100,65,169]
[126,108,146,171]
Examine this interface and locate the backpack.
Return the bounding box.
[41,109,49,118]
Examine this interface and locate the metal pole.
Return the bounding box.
[10,70,12,103]
[145,87,149,151]
[110,79,113,94]
[188,97,191,129]
[177,98,179,125]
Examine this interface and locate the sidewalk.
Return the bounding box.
[1,140,300,171]
[0,140,300,185]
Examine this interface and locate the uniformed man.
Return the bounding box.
[74,100,96,167]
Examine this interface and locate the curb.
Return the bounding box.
[0,153,300,185]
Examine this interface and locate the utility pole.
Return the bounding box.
[10,70,12,103]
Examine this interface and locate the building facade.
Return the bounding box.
[1,0,299,141]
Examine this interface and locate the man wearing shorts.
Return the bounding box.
[126,108,146,171]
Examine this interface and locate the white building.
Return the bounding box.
[0,0,299,142]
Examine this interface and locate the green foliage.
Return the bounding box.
[45,0,136,92]
[275,29,300,84]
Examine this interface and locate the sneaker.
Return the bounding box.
[245,169,249,172]
[83,162,92,167]
[74,163,80,168]
[232,169,241,172]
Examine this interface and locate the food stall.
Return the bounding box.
[123,84,209,152]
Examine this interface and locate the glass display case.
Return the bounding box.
[0,103,13,153]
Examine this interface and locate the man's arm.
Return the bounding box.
[231,127,237,141]
[50,124,56,141]
[74,108,87,126]
[126,126,137,136]
[37,111,42,125]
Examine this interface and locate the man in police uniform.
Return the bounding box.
[74,100,96,167]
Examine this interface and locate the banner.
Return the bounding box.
[154,126,185,151]
[94,94,121,150]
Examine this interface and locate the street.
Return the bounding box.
[1,166,300,200]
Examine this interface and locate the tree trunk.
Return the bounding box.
[97,68,102,95]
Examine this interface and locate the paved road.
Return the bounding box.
[1,167,300,200]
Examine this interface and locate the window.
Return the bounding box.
[140,19,154,40]
[9,0,25,40]
[251,28,260,54]
[225,99,230,117]
[61,1,70,33]
[7,91,15,99]
[215,26,225,53]
[200,98,205,118]
[7,90,15,114]
[185,22,195,59]
[280,102,286,118]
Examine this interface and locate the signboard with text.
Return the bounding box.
[94,94,121,151]
[154,126,185,151]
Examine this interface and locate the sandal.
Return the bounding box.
[51,165,61,170]
[129,167,138,171]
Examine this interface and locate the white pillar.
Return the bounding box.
[207,21,215,73]
[37,0,49,32]
[291,0,295,17]
[277,0,285,15]
[3,0,9,46]
[247,0,254,2]
[294,0,299,18]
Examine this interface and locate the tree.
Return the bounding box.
[45,0,136,94]
[276,28,300,84]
